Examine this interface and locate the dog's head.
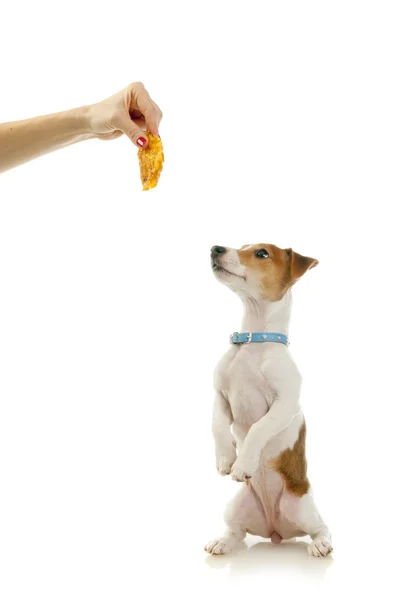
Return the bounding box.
[211,243,318,301]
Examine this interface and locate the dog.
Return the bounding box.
[205,243,332,558]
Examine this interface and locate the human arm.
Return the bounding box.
[0,82,162,174]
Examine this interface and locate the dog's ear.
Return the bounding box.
[286,248,319,280]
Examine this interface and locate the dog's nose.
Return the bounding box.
[211,246,227,257]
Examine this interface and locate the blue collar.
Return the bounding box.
[230,332,289,346]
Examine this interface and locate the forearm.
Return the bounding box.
[212,392,234,451]
[0,106,94,174]
[212,391,236,474]
[230,398,301,481]
[241,399,301,459]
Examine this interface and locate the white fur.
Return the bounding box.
[206,246,332,557]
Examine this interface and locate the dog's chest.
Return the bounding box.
[215,348,274,427]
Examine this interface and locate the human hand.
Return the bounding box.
[87,82,162,148]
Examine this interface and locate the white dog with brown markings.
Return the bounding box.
[205,243,332,558]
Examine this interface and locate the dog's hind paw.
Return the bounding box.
[205,537,234,555]
[308,537,333,557]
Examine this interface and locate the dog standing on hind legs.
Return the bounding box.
[205,243,332,558]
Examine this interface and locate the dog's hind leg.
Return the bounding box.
[205,482,271,555]
[279,490,333,557]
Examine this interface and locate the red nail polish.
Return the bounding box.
[137,137,147,147]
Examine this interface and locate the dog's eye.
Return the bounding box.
[255,249,269,259]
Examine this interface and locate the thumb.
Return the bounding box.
[116,114,148,148]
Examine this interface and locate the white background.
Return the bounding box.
[1,1,397,598]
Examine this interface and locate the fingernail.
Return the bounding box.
[137,137,147,147]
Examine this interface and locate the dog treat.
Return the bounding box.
[138,133,164,191]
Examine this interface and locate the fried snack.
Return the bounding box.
[138,133,164,191]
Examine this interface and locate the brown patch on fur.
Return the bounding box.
[286,248,319,279]
[270,422,310,497]
[238,243,318,301]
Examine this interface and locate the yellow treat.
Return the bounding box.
[138,133,164,191]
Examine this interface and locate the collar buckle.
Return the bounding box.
[243,332,252,344]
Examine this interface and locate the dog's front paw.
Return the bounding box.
[230,455,258,482]
[216,447,237,476]
[217,455,235,476]
[308,537,333,557]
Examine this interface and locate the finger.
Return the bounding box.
[114,113,148,148]
[133,85,161,136]
[152,100,163,126]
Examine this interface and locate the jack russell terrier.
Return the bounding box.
[205,243,332,558]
